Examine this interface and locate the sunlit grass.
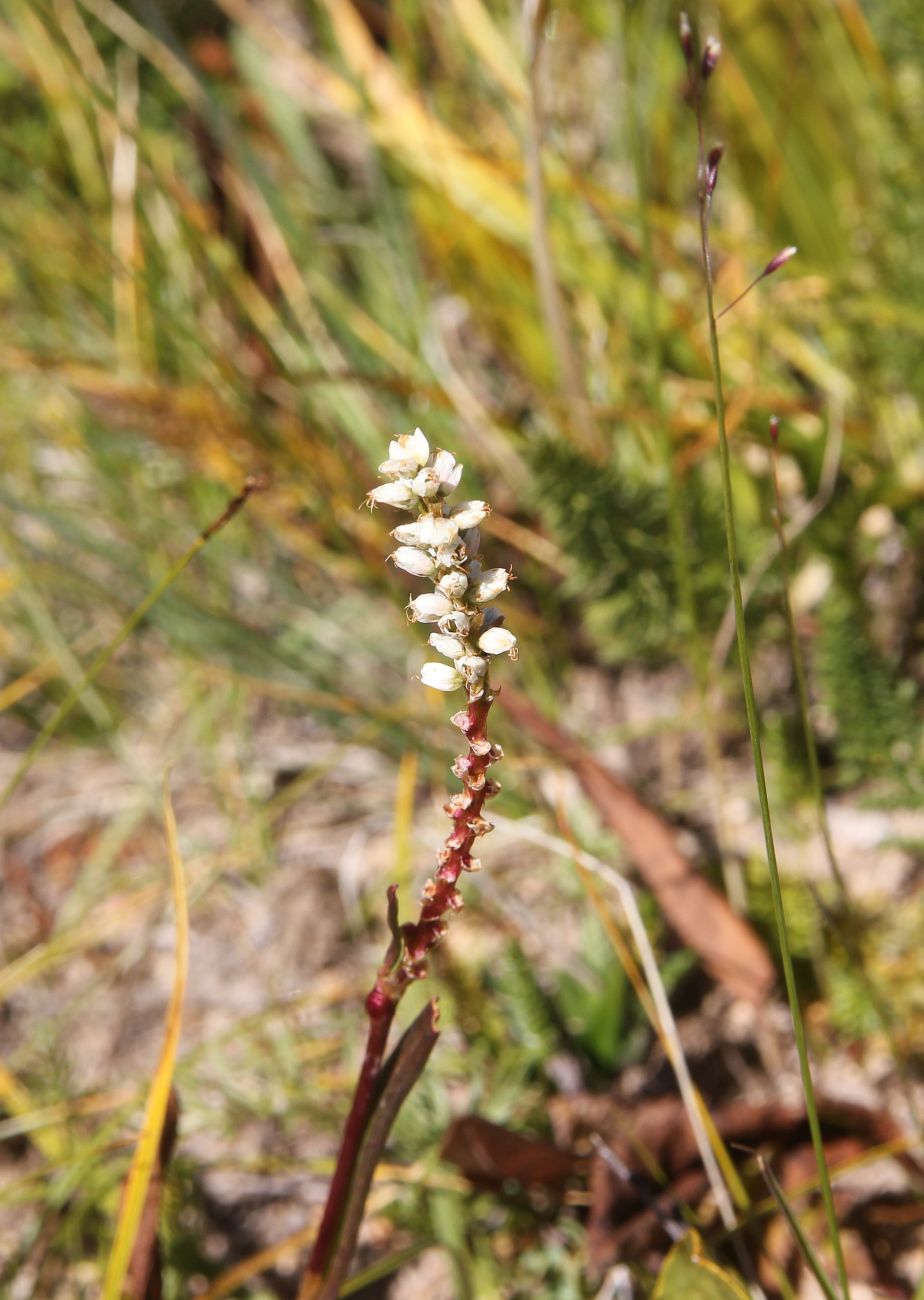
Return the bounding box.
[1,0,923,1294]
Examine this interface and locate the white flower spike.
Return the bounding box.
[364,431,517,989]
[370,428,516,703]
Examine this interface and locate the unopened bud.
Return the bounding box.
[705,144,724,197]
[420,662,464,692]
[679,12,693,65]
[763,245,798,277]
[701,36,721,80]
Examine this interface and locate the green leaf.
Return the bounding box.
[652,1231,750,1300]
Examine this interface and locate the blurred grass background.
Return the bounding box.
[1,0,923,1295]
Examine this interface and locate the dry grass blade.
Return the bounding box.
[101,774,189,1300]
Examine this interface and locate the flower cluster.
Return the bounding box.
[368,427,517,699]
[367,427,516,975]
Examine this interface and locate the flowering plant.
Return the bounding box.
[301,430,515,1297]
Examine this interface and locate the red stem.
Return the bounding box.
[306,987,397,1283]
[304,687,500,1289]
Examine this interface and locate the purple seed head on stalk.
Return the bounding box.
[368,428,516,981]
[701,35,721,81]
[679,11,694,67]
[705,144,724,198]
[763,245,798,278]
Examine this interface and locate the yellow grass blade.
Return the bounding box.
[449,0,527,105]
[102,774,189,1300]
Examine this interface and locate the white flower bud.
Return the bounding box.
[469,567,511,602]
[420,662,464,692]
[432,449,463,495]
[428,632,467,659]
[408,592,453,623]
[391,515,459,547]
[451,501,489,530]
[478,627,517,656]
[388,427,429,467]
[368,481,418,509]
[438,570,468,600]
[390,547,436,577]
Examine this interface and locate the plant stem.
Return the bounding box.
[302,683,501,1290]
[304,987,398,1288]
[620,2,744,913]
[692,86,851,1300]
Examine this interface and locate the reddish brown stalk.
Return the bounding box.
[303,686,500,1290]
[304,977,398,1288]
[400,692,500,971]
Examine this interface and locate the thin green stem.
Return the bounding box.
[692,84,850,1300]
[620,3,744,912]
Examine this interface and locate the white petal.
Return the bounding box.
[389,428,429,467]
[478,627,517,656]
[391,547,436,577]
[432,449,463,495]
[391,520,426,545]
[407,427,430,464]
[420,662,464,691]
[428,632,467,659]
[469,567,511,602]
[368,481,418,509]
[378,456,419,479]
[390,515,458,546]
[410,466,442,499]
[408,592,453,623]
[451,500,489,530]
[438,571,468,600]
